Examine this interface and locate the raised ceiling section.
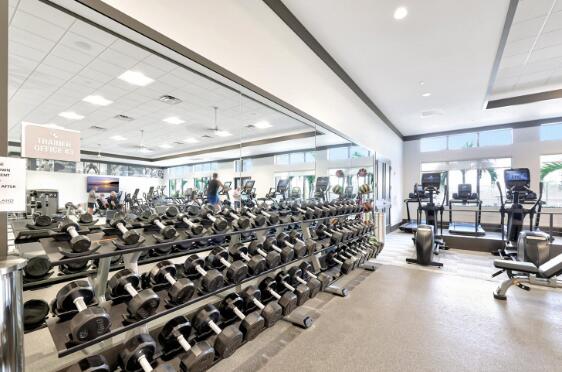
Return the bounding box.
[492,0,562,99]
[8,0,331,160]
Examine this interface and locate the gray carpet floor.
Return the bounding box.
[211,232,562,372]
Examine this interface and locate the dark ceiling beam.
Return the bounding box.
[486,88,562,109]
[263,0,403,138]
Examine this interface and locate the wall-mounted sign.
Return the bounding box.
[21,122,80,162]
[0,157,26,212]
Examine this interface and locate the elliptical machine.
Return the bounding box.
[496,168,547,259]
[406,172,448,267]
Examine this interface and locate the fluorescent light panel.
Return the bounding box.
[394,6,408,20]
[83,95,113,106]
[110,135,127,141]
[118,70,154,86]
[159,144,172,149]
[215,130,232,137]
[184,137,199,143]
[254,121,272,129]
[163,116,185,125]
[58,111,84,120]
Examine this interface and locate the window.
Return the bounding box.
[479,128,512,147]
[350,146,370,158]
[448,132,477,150]
[420,136,447,152]
[327,146,349,160]
[540,154,562,207]
[274,171,315,199]
[540,123,562,141]
[290,152,305,164]
[305,151,315,163]
[234,159,252,172]
[275,154,289,165]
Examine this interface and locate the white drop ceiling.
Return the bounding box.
[282,0,562,136]
[492,0,562,97]
[7,0,330,161]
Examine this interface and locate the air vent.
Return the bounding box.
[89,125,107,131]
[421,110,444,118]
[201,134,212,138]
[173,141,184,145]
[159,95,183,104]
[114,114,134,121]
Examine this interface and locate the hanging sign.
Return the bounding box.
[21,122,81,162]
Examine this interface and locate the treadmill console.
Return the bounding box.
[408,184,427,199]
[504,168,530,190]
[315,177,330,192]
[421,173,441,190]
[243,180,255,193]
[453,184,477,200]
[276,179,289,194]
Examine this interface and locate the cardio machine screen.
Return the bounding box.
[276,179,289,193]
[458,184,471,195]
[504,168,530,189]
[315,177,330,192]
[243,180,255,192]
[421,173,441,189]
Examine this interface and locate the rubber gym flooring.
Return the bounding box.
[212,232,562,372]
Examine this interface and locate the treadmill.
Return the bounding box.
[399,184,428,233]
[448,184,485,236]
[276,179,289,199]
[314,177,330,201]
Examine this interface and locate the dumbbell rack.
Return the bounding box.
[15,211,375,371]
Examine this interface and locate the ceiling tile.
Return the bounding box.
[507,17,544,42]
[514,0,554,23]
[544,10,562,32]
[11,7,68,42]
[69,21,117,47]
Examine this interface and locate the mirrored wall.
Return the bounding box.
[7,0,383,218]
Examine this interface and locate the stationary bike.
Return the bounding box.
[406,172,448,267]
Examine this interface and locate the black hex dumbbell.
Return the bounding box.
[316,224,343,244]
[263,237,294,263]
[54,280,111,343]
[75,355,110,371]
[299,262,332,291]
[183,254,224,293]
[109,213,141,245]
[254,207,279,225]
[219,293,265,341]
[148,214,177,240]
[276,232,307,258]
[288,230,318,256]
[192,304,244,358]
[206,247,248,284]
[240,286,283,328]
[200,205,229,233]
[326,252,354,274]
[290,202,314,220]
[148,260,195,305]
[58,218,91,253]
[229,243,267,275]
[108,269,160,320]
[176,213,205,237]
[241,207,266,227]
[222,208,251,230]
[288,266,321,298]
[120,334,175,372]
[248,241,281,269]
[159,316,215,372]
[275,271,310,306]
[259,277,297,316]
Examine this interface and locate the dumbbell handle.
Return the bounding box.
[322,230,333,238]
[229,212,240,220]
[164,272,176,286]
[116,222,128,235]
[293,237,305,245]
[267,288,281,300]
[67,225,79,239]
[181,216,196,228]
[294,276,307,285]
[252,298,265,310]
[280,281,296,292]
[254,247,268,258]
[195,265,208,277]
[137,354,153,372]
[219,256,232,268]
[73,296,88,312]
[332,257,343,265]
[124,282,139,297]
[177,334,192,352]
[240,252,252,262]
[154,219,165,230]
[296,207,306,214]
[233,306,246,320]
[304,269,318,279]
[282,240,295,249]
[207,319,222,335]
[246,211,257,219]
[269,243,282,253]
[261,210,272,218]
[207,214,217,223]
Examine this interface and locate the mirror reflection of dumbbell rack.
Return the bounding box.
[60,234,376,372]
[18,210,375,371]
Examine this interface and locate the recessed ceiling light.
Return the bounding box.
[254,121,272,129]
[74,40,91,51]
[43,123,66,129]
[419,81,425,86]
[58,111,84,120]
[110,135,127,141]
[114,114,134,121]
[394,6,408,20]
[159,144,172,149]
[118,70,154,86]
[83,95,113,106]
[422,92,432,97]
[215,130,232,137]
[139,148,154,153]
[163,116,185,125]
[159,95,183,105]
[184,137,199,143]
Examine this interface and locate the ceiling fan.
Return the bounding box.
[202,106,231,138]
